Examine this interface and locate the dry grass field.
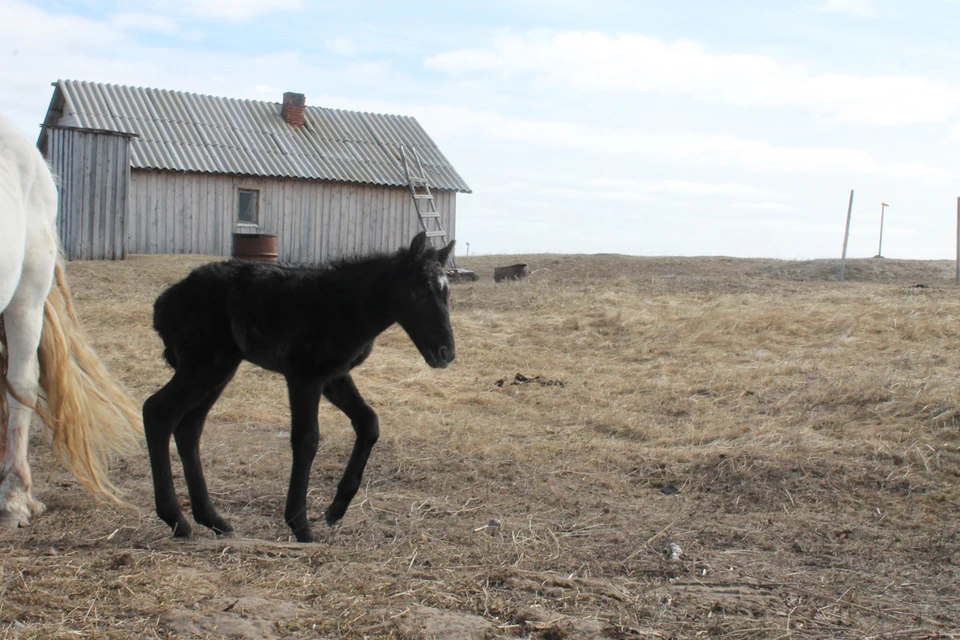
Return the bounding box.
[1,252,959,639]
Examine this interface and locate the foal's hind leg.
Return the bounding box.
[322,375,379,527]
[143,355,239,537]
[174,367,238,535]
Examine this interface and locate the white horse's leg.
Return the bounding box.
[0,131,58,528]
[0,320,43,527]
[0,242,24,467]
[0,162,27,505]
[0,232,56,527]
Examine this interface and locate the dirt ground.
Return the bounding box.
[1,252,959,639]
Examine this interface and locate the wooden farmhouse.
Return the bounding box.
[37,80,471,261]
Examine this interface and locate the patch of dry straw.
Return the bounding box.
[0,253,958,638]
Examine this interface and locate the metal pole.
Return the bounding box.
[839,189,854,282]
[876,203,886,257]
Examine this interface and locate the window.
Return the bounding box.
[238,189,259,226]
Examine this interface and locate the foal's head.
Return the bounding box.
[391,232,457,369]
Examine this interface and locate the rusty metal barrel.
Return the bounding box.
[231,233,278,263]
[494,263,530,282]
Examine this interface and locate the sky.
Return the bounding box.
[2,0,959,259]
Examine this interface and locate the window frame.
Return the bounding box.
[237,187,260,228]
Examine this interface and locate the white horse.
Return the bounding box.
[0,115,141,528]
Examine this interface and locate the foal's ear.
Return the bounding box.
[437,240,456,266]
[409,231,428,257]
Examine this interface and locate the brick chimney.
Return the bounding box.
[281,92,306,127]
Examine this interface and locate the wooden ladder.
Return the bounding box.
[400,144,477,282]
[400,144,460,274]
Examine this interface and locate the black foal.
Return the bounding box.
[143,232,456,542]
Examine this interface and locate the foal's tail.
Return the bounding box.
[13,259,141,501]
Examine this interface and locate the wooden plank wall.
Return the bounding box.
[47,128,129,260]
[127,171,457,263]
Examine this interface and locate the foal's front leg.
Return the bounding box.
[284,377,323,542]
[322,375,379,527]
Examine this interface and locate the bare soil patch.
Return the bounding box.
[1,253,958,639]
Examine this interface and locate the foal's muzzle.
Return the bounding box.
[425,344,456,369]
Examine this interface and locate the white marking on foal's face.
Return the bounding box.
[436,272,449,294]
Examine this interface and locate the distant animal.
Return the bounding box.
[494,263,530,282]
[0,115,140,528]
[144,232,457,542]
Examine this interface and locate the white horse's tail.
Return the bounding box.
[2,259,142,502]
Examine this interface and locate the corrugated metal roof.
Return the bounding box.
[44,80,471,193]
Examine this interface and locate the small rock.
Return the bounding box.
[668,542,683,561]
[475,519,502,534]
[660,484,680,496]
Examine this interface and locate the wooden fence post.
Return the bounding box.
[839,190,854,282]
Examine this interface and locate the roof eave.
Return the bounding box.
[37,80,68,154]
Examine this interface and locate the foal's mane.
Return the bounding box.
[275,243,441,275]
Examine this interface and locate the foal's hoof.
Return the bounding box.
[200,516,233,536]
[293,528,318,543]
[324,502,348,527]
[0,510,28,529]
[171,521,192,538]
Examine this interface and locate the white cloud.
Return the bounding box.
[689,216,842,235]
[485,178,763,203]
[0,0,121,49]
[820,0,875,16]
[731,201,799,214]
[146,0,302,21]
[326,38,357,56]
[585,178,765,198]
[489,183,657,203]
[425,30,960,127]
[396,104,950,182]
[108,12,204,41]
